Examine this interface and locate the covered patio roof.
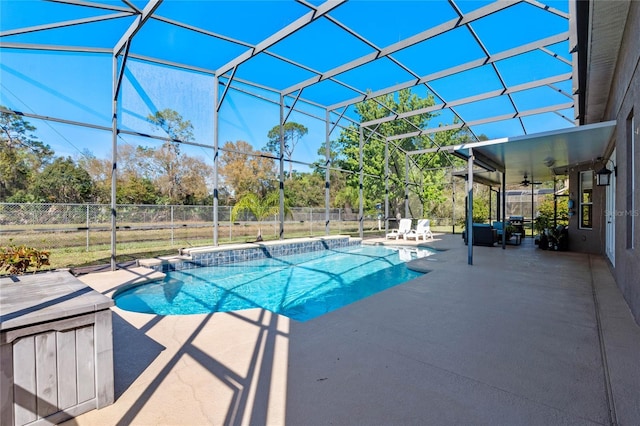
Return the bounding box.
[413,119,616,185]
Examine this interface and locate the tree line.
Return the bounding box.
[1,90,478,218]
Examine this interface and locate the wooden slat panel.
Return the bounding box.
[1,342,15,426]
[57,329,78,410]
[35,332,58,418]
[94,310,114,407]
[2,315,95,345]
[76,325,95,403]
[14,335,37,425]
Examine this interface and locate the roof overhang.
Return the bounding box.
[413,120,616,185]
[576,0,631,124]
[451,169,502,187]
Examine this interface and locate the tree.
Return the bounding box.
[333,91,481,219]
[31,157,94,203]
[538,195,569,226]
[118,143,213,205]
[178,155,214,204]
[472,191,490,224]
[146,109,194,203]
[116,175,160,204]
[264,122,308,179]
[0,110,53,201]
[219,140,276,198]
[334,89,438,216]
[284,171,325,207]
[77,150,111,203]
[334,185,360,212]
[147,108,194,143]
[231,191,291,241]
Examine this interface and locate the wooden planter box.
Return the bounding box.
[1,271,114,426]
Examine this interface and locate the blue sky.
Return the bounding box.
[0,0,573,170]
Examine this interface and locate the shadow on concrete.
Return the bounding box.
[114,310,282,425]
[111,312,165,400]
[284,234,640,425]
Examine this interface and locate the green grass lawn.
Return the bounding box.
[1,221,458,273]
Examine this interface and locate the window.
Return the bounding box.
[580,171,593,229]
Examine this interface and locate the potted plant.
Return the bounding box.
[534,214,552,249]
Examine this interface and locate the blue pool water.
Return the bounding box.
[114,245,434,322]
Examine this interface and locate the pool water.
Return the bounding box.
[114,245,433,322]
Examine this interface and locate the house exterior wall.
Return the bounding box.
[567,165,606,254]
[598,1,640,324]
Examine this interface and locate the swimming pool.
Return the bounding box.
[114,245,434,321]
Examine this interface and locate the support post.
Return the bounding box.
[404,155,410,218]
[531,173,535,238]
[110,54,118,271]
[467,149,474,265]
[325,109,331,235]
[553,177,557,228]
[213,76,220,245]
[489,186,493,222]
[452,171,456,234]
[502,170,506,249]
[279,95,285,240]
[86,204,90,252]
[384,140,390,229]
[358,127,364,238]
[497,188,501,224]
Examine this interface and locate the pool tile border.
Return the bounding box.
[139,236,361,273]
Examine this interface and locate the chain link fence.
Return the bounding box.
[0,203,384,251]
[0,194,554,252]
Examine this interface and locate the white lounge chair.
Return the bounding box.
[386,218,412,240]
[405,219,434,241]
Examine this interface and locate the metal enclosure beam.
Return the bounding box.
[388,102,574,143]
[279,95,285,240]
[384,140,390,231]
[0,12,134,37]
[325,109,331,235]
[110,53,118,271]
[502,171,507,249]
[467,149,475,265]
[216,0,346,77]
[213,76,220,246]
[113,0,162,56]
[360,74,572,128]
[358,127,364,238]
[328,31,569,111]
[285,0,517,96]
[404,155,410,218]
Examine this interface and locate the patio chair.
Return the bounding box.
[386,218,412,240]
[405,219,434,241]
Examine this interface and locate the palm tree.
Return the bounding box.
[231,191,291,241]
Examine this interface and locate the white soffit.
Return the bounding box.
[471,120,616,184]
[584,0,631,123]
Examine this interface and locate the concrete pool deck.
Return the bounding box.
[61,233,640,425]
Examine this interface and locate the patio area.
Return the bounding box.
[59,233,640,425]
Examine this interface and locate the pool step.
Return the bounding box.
[138,254,191,269]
